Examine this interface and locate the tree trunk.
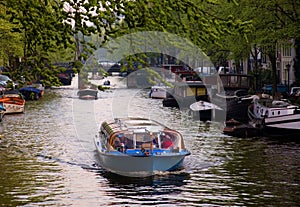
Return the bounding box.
[268,48,277,98]
[294,38,300,86]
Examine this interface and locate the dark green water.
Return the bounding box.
[0,77,299,206]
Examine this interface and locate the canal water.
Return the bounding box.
[0,76,299,206]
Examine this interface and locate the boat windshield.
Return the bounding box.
[108,129,184,151]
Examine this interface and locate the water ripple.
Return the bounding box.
[0,80,299,206]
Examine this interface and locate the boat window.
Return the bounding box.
[197,88,206,96]
[186,87,196,96]
[160,131,182,149]
[110,133,134,151]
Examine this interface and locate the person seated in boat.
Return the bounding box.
[152,137,158,148]
[119,143,126,153]
[123,137,133,149]
[113,135,121,149]
[150,132,158,148]
[114,134,133,152]
[161,134,174,149]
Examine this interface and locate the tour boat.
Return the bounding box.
[94,117,190,177]
[0,91,25,114]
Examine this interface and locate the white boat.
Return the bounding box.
[189,100,224,121]
[248,96,300,137]
[0,91,25,114]
[149,85,170,99]
[94,117,190,177]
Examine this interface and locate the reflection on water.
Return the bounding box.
[100,173,190,206]
[0,77,299,206]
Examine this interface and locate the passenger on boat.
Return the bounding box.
[161,134,173,149]
[114,134,132,152]
[150,132,158,148]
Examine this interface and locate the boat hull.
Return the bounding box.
[77,89,98,99]
[3,103,25,114]
[94,138,188,177]
[0,95,25,114]
[248,97,300,138]
[263,125,300,138]
[263,115,300,138]
[189,101,224,121]
[223,119,262,138]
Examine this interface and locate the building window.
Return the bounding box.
[282,44,291,57]
[282,61,290,82]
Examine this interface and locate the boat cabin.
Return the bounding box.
[219,74,252,90]
[99,118,185,153]
[174,81,207,98]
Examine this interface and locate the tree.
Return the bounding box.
[2,0,253,85]
[215,0,300,95]
[0,2,23,70]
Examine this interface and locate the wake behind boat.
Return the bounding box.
[94,117,190,177]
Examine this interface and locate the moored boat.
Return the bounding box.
[94,117,190,177]
[163,81,209,108]
[77,88,98,99]
[207,74,254,122]
[189,100,224,121]
[213,91,256,122]
[0,90,25,114]
[223,118,262,138]
[0,103,5,122]
[248,96,300,138]
[149,85,170,99]
[19,84,45,100]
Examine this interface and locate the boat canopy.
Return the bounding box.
[100,118,186,151]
